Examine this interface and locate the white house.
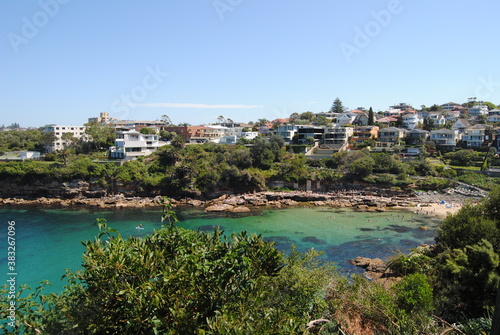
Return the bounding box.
[219,131,259,144]
[401,112,423,130]
[336,113,357,126]
[427,112,446,127]
[109,130,166,160]
[468,105,489,117]
[43,125,88,153]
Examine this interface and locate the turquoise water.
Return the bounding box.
[0,206,440,293]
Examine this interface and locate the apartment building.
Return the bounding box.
[324,126,353,150]
[43,124,87,153]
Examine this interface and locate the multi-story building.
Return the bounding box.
[203,125,231,143]
[353,112,369,126]
[468,105,489,117]
[43,124,87,153]
[111,120,169,133]
[272,124,298,143]
[374,127,406,151]
[109,130,165,160]
[444,110,461,122]
[389,103,413,111]
[323,126,353,151]
[297,126,325,143]
[441,102,464,111]
[335,112,357,126]
[406,129,429,146]
[219,131,259,144]
[430,129,460,151]
[487,109,500,123]
[452,119,472,134]
[461,124,489,148]
[401,112,423,130]
[427,112,446,127]
[88,112,118,124]
[350,126,379,146]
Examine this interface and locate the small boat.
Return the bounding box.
[136,225,144,230]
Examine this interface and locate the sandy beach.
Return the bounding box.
[404,191,483,219]
[412,202,461,219]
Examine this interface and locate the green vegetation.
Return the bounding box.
[0,128,52,153]
[0,137,478,196]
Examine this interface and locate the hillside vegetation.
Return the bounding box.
[3,140,495,198]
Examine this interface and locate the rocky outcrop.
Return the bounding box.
[350,256,400,288]
[0,195,164,208]
[205,204,234,212]
[0,188,423,213]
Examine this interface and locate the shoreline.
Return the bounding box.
[0,189,478,219]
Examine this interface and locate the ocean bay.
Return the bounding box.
[0,205,440,293]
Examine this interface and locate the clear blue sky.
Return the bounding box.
[1,0,499,127]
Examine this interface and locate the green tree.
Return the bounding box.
[443,149,474,166]
[330,97,345,113]
[39,131,57,153]
[393,273,434,317]
[38,221,284,334]
[160,114,172,125]
[299,111,315,122]
[159,130,176,141]
[429,104,443,112]
[254,118,269,127]
[313,115,329,126]
[436,240,500,318]
[348,155,375,178]
[423,118,434,131]
[438,187,500,252]
[268,134,285,162]
[289,112,300,124]
[170,135,186,150]
[84,121,116,152]
[483,101,497,110]
[139,127,156,135]
[305,136,315,145]
[368,107,375,125]
[250,136,274,169]
[60,132,77,147]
